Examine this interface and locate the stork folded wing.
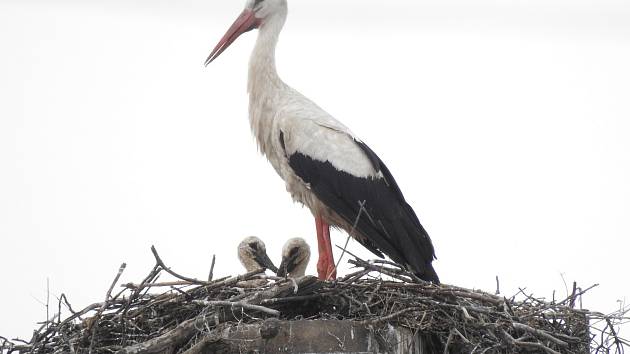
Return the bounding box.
[286,138,439,284]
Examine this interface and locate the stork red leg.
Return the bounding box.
[315,215,337,280]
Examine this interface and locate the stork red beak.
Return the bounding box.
[205,9,260,66]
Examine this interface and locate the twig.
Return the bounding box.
[569,281,578,308]
[331,200,366,279]
[443,330,454,354]
[558,283,599,306]
[122,280,195,289]
[347,258,413,283]
[180,336,211,354]
[605,317,624,354]
[59,294,77,316]
[204,268,265,290]
[119,263,162,320]
[512,322,569,347]
[1,336,14,354]
[360,307,422,325]
[260,294,327,306]
[193,300,280,317]
[151,246,210,285]
[115,318,198,354]
[208,254,216,282]
[46,278,50,331]
[89,263,126,354]
[501,329,561,354]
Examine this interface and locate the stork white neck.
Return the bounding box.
[247,7,288,157]
[247,11,286,96]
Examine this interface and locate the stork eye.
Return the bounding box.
[289,247,299,256]
[249,242,259,250]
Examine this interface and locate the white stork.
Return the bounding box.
[206,0,439,283]
[277,237,311,279]
[237,236,278,273]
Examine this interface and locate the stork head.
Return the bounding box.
[277,237,310,278]
[237,236,278,273]
[205,0,288,65]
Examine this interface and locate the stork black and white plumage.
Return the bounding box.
[206,0,439,283]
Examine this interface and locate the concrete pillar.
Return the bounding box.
[199,319,428,354]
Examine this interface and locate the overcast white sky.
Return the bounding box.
[1,0,629,342]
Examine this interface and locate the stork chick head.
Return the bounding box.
[205,0,287,65]
[277,237,311,278]
[237,236,278,273]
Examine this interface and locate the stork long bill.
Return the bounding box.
[255,251,278,273]
[205,9,260,65]
[277,252,298,277]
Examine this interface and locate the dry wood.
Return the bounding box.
[207,254,216,282]
[150,246,210,285]
[89,263,126,354]
[2,246,627,354]
[192,300,280,317]
[115,318,197,354]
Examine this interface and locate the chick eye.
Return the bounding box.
[289,247,299,257]
[249,242,259,250]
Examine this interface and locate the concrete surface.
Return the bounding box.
[200,319,427,354]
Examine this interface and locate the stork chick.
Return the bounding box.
[277,237,311,278]
[237,236,278,273]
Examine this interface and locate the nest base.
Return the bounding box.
[195,319,428,354]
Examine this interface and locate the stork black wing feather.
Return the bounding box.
[287,139,439,283]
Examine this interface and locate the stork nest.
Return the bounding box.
[1,246,628,354]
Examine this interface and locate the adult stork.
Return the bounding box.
[206,0,439,283]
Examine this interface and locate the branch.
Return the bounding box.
[501,329,561,354]
[512,322,568,348]
[115,318,197,354]
[332,200,367,278]
[193,300,280,317]
[208,254,216,282]
[89,263,126,354]
[151,246,210,285]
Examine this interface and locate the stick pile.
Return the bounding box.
[1,247,627,354]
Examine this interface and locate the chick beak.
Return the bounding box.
[255,250,278,273]
[277,254,298,277]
